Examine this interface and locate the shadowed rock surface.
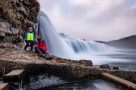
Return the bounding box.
[0,0,39,43]
[100,64,111,70]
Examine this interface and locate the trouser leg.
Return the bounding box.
[30,42,34,51]
[35,47,42,54]
[35,47,45,57]
[40,49,46,54]
[24,41,30,50]
[40,49,50,57]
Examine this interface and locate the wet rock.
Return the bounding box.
[79,60,93,67]
[100,64,110,70]
[113,67,119,70]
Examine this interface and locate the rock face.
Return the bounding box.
[0,0,39,43]
[106,35,136,49]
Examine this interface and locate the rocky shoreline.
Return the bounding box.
[0,46,135,81]
[0,43,136,89]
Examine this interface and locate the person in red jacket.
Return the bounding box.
[34,36,49,58]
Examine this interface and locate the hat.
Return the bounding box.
[37,35,42,39]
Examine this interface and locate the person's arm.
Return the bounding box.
[33,40,37,45]
[24,31,27,40]
[42,40,48,51]
[24,32,28,43]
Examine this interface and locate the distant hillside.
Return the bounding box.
[59,33,136,49]
[106,35,136,49]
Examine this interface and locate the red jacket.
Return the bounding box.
[35,39,48,51]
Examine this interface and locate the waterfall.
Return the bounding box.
[37,11,113,60]
[37,11,74,58]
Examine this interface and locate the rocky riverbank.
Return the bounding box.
[0,43,94,79]
[0,43,136,90]
[0,43,136,81]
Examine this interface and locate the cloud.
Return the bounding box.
[38,0,136,41]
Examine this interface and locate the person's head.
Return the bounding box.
[37,35,42,42]
[28,27,33,32]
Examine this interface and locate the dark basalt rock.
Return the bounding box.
[113,67,119,70]
[100,64,111,70]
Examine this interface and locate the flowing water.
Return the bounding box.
[35,11,136,90]
[39,78,123,90]
[38,11,114,61]
[38,11,136,66]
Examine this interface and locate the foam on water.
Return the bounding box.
[24,75,66,90]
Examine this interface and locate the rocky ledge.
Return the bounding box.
[0,43,93,79]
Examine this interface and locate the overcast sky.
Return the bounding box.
[38,0,136,41]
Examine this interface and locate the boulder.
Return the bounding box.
[100,64,110,70]
[79,60,93,67]
[113,67,119,70]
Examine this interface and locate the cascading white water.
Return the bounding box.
[37,11,114,61]
[37,11,75,58]
[37,11,113,59]
[60,33,111,53]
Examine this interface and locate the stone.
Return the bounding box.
[0,31,5,37]
[0,21,11,35]
[0,83,9,90]
[0,43,16,49]
[10,28,19,35]
[113,67,119,70]
[79,60,93,67]
[100,64,110,70]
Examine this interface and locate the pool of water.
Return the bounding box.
[38,78,124,90]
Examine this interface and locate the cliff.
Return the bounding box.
[0,0,39,43]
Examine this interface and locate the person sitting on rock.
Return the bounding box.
[24,26,35,51]
[34,36,49,58]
